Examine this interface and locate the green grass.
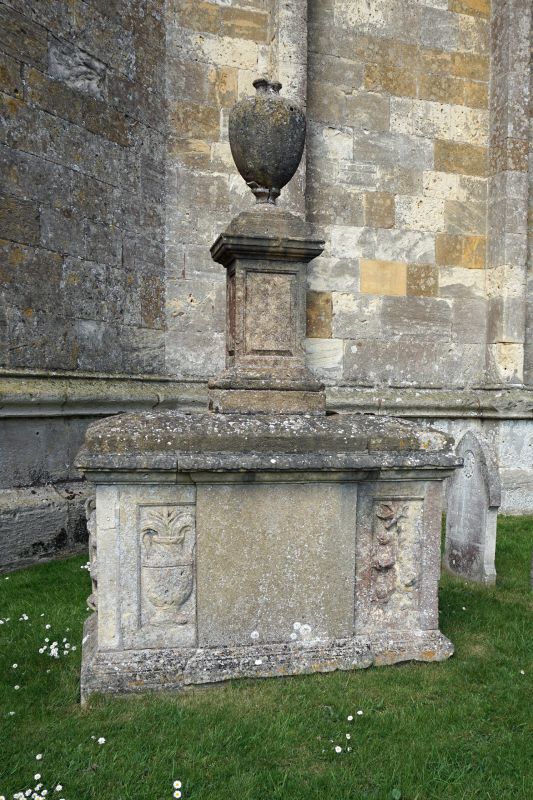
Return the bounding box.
[1,517,532,800]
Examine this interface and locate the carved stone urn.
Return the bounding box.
[228,77,306,204]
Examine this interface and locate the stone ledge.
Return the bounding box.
[1,372,533,419]
[81,614,453,703]
[0,370,205,417]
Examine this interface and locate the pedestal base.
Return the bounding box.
[208,387,326,414]
[80,613,453,702]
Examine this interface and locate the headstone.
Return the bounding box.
[444,430,501,585]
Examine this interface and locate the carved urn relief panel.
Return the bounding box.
[140,505,196,630]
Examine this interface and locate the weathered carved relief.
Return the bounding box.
[140,506,196,628]
[85,496,97,611]
[368,497,423,629]
[372,501,407,604]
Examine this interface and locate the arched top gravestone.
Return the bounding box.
[444,430,501,585]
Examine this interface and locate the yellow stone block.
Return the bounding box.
[208,66,238,107]
[435,234,486,269]
[463,81,488,109]
[434,140,488,177]
[363,192,395,229]
[360,260,407,296]
[169,137,211,168]
[449,0,490,19]
[222,8,269,42]
[450,53,489,81]
[170,101,220,141]
[174,1,221,34]
[418,72,464,105]
[407,264,439,297]
[364,63,416,98]
[306,291,332,338]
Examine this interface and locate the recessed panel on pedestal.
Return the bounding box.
[245,271,295,355]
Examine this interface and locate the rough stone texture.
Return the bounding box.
[444,430,500,584]
[76,409,458,700]
[486,0,532,385]
[0,0,167,374]
[0,482,90,573]
[306,0,493,389]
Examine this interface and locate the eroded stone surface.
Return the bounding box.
[444,430,500,584]
[76,410,458,473]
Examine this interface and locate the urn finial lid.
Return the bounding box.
[252,77,282,95]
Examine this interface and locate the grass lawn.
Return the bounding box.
[1,517,532,800]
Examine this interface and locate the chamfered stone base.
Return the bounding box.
[80,613,453,703]
[208,387,326,414]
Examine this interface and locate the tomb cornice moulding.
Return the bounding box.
[210,233,325,267]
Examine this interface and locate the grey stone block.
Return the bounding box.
[0,482,90,573]
[352,130,433,171]
[344,339,485,388]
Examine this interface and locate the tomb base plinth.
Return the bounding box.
[76,411,460,703]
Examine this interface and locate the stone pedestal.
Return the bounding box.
[208,205,326,415]
[77,412,459,701]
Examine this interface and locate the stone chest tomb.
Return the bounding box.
[77,80,461,701]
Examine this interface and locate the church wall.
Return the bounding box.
[0,0,169,569]
[0,0,167,374]
[305,0,490,388]
[164,0,278,378]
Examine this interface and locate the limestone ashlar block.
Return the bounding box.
[0,5,48,69]
[0,194,40,245]
[359,259,407,297]
[450,0,490,19]
[434,140,487,176]
[436,233,486,269]
[169,100,220,142]
[0,483,89,573]
[363,192,395,229]
[344,339,485,387]
[364,62,416,98]
[418,73,464,106]
[306,291,332,338]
